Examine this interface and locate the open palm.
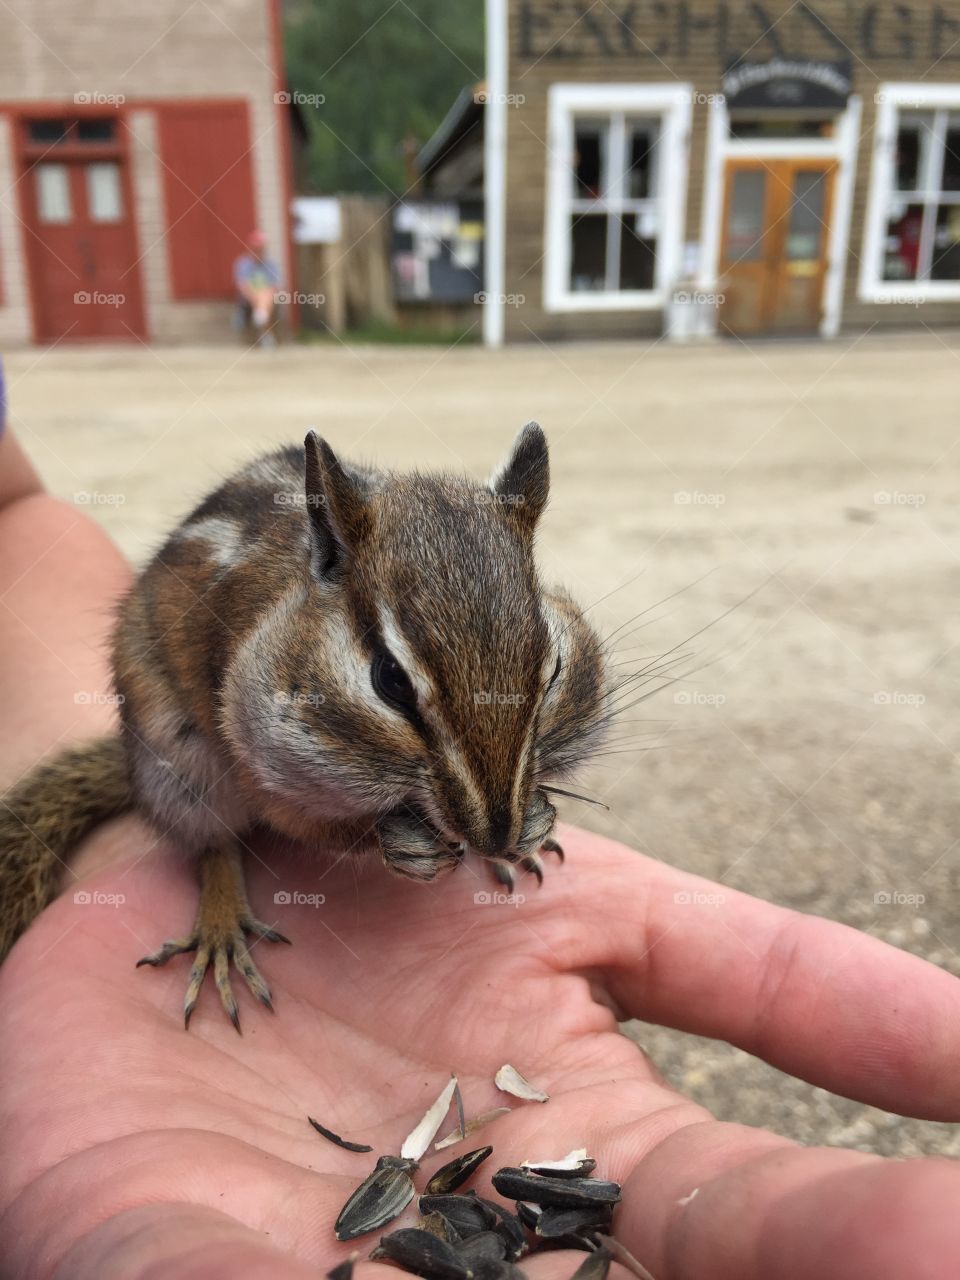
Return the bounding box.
[2,817,960,1280]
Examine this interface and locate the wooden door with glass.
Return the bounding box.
[718,158,836,336]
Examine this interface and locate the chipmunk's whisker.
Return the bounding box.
[539,784,609,810]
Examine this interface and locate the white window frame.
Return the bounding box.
[544,83,692,313]
[861,83,960,303]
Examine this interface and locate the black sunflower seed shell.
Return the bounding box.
[334,1155,418,1242]
[455,1231,508,1266]
[536,1204,614,1240]
[326,1256,357,1280]
[473,1197,528,1261]
[522,1158,597,1180]
[491,1168,622,1209]
[469,1261,530,1280]
[418,1192,497,1237]
[515,1202,541,1230]
[425,1146,494,1194]
[419,1210,462,1244]
[371,1228,471,1280]
[308,1116,374,1153]
[571,1247,613,1280]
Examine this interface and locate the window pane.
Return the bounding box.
[77,119,116,143]
[29,118,68,144]
[726,169,766,262]
[570,213,608,290]
[35,164,71,222]
[573,122,606,198]
[730,117,833,140]
[625,120,656,199]
[930,204,960,280]
[894,112,934,191]
[883,203,924,280]
[618,216,656,289]
[786,170,827,260]
[86,162,123,222]
[942,115,960,192]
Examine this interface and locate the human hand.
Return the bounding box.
[2,819,959,1279]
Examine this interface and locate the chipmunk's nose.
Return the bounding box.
[468,803,514,857]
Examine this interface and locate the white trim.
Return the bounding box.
[699,97,861,338]
[860,82,960,305]
[543,82,693,313]
[483,0,508,347]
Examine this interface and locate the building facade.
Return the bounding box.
[483,0,960,343]
[0,0,293,346]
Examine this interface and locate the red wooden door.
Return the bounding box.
[21,119,145,342]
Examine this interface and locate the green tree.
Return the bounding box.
[285,0,484,196]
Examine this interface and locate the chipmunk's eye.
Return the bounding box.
[371,649,417,712]
[547,651,562,690]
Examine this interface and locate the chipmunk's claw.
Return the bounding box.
[541,836,565,863]
[489,859,516,892]
[519,851,545,884]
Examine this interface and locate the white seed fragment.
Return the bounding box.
[494,1063,549,1103]
[677,1186,699,1206]
[434,1107,512,1150]
[520,1147,589,1172]
[400,1075,459,1161]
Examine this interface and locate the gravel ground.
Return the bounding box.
[9,331,960,1158]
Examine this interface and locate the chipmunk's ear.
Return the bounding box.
[489,421,549,536]
[304,431,370,575]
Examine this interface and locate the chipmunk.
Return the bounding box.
[0,424,609,1029]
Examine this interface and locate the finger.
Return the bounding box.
[53,1204,322,1280]
[614,1117,960,1280]
[555,826,960,1120]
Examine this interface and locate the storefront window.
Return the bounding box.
[864,95,960,295]
[545,84,691,312]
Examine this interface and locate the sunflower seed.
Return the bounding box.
[435,1108,512,1151]
[570,1247,613,1280]
[469,1262,530,1280]
[515,1202,541,1230]
[418,1191,497,1237]
[535,1204,614,1240]
[520,1149,597,1179]
[491,1168,621,1209]
[326,1254,357,1280]
[308,1117,373,1153]
[455,1231,508,1266]
[425,1146,494,1195]
[334,1155,417,1241]
[478,1197,528,1261]
[371,1228,471,1280]
[494,1064,549,1103]
[420,1211,461,1243]
[401,1076,460,1161]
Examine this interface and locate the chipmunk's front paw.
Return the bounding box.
[487,836,564,892]
[136,846,290,1031]
[377,805,463,882]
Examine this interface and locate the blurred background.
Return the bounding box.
[4,0,960,1162]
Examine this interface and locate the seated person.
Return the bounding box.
[233,229,282,346]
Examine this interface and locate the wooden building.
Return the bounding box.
[0,0,293,345]
[477,0,960,343]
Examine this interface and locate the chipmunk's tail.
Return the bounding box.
[0,736,131,962]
